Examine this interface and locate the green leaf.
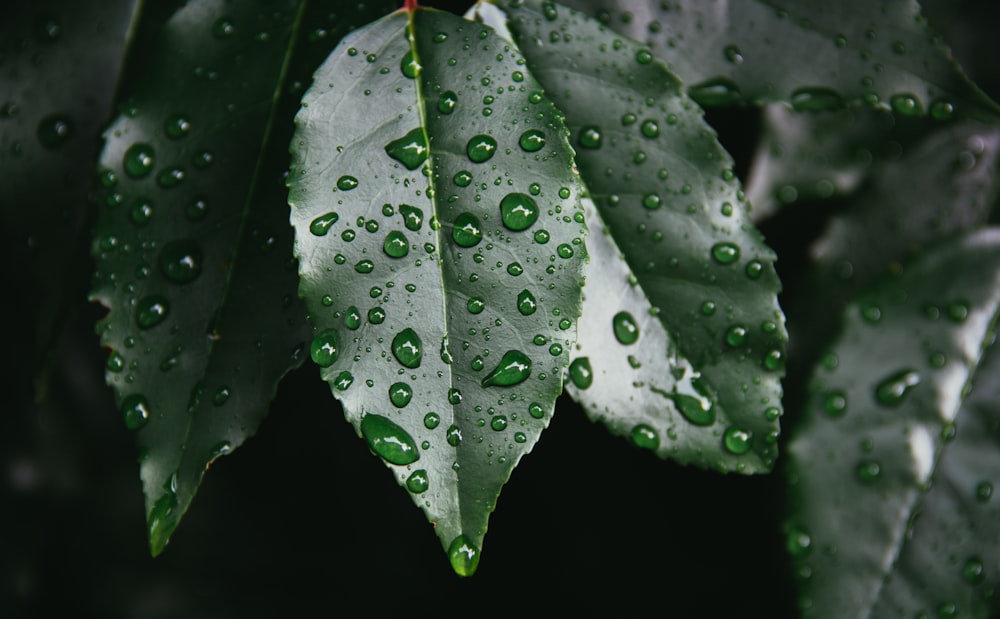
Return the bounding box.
[288,7,588,575]
[89,0,396,556]
[0,0,138,393]
[785,227,1000,617]
[482,0,786,472]
[555,0,1000,121]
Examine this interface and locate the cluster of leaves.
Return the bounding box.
[5,0,1000,615]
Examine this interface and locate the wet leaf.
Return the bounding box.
[480,0,786,473]
[89,0,396,556]
[555,0,1000,121]
[785,227,1000,617]
[288,7,587,575]
[0,0,138,393]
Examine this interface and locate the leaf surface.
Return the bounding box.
[555,0,1000,121]
[482,0,786,472]
[89,0,395,555]
[0,0,138,391]
[288,7,588,575]
[785,228,1000,617]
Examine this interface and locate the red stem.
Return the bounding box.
[405,0,418,10]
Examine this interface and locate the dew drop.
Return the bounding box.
[310,329,339,367]
[640,119,660,138]
[481,350,532,387]
[438,90,458,114]
[500,193,539,231]
[336,175,358,191]
[723,44,743,64]
[930,99,956,121]
[392,328,422,368]
[534,229,550,244]
[790,87,844,112]
[612,311,639,345]
[361,414,419,465]
[723,427,752,454]
[711,242,740,264]
[400,50,421,78]
[822,390,847,417]
[785,526,812,558]
[165,115,191,138]
[399,205,423,231]
[578,126,602,149]
[725,325,748,347]
[123,143,156,178]
[453,170,473,187]
[466,135,498,163]
[529,402,544,419]
[406,469,429,494]
[424,412,440,430]
[745,260,763,279]
[389,382,413,408]
[448,535,480,577]
[976,481,993,502]
[384,127,428,171]
[856,460,881,482]
[310,212,339,236]
[452,213,483,247]
[874,368,920,407]
[568,357,593,389]
[37,114,73,148]
[890,93,923,116]
[159,239,203,284]
[157,167,185,188]
[518,129,546,152]
[689,77,743,106]
[671,378,715,426]
[962,557,985,585]
[631,424,659,450]
[121,394,151,430]
[446,424,462,446]
[137,295,170,329]
[517,289,537,315]
[383,230,409,258]
[491,415,508,431]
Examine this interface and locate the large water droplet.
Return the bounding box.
[723,427,752,454]
[711,242,740,264]
[790,87,844,112]
[482,350,532,387]
[385,127,428,171]
[389,382,413,408]
[438,90,458,114]
[568,357,593,389]
[399,204,423,231]
[124,143,156,178]
[383,230,409,258]
[822,390,847,417]
[137,295,170,329]
[612,311,639,345]
[500,193,539,231]
[631,424,659,450]
[466,135,497,163]
[406,469,429,494]
[337,175,358,191]
[671,377,715,426]
[400,50,421,78]
[361,414,419,465]
[578,126,602,149]
[121,394,151,430]
[159,239,203,284]
[689,77,743,106]
[517,289,537,315]
[518,129,546,152]
[392,328,422,368]
[452,213,483,247]
[874,368,920,407]
[448,535,480,577]
[310,329,339,367]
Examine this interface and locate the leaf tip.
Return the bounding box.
[447,534,481,577]
[146,491,180,558]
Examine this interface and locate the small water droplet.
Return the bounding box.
[212,17,235,38]
[368,306,386,324]
[448,535,480,577]
[310,329,339,367]
[157,167,185,188]
[424,412,440,430]
[790,87,844,112]
[723,427,752,454]
[891,93,923,116]
[392,328,422,368]
[856,460,881,482]
[745,260,763,279]
[159,239,203,284]
[37,114,73,148]
[385,127,428,170]
[631,424,659,450]
[389,382,413,408]
[453,170,472,187]
[711,242,740,264]
[334,371,353,390]
[874,368,920,407]
[976,481,993,502]
[337,175,358,191]
[529,402,544,419]
[517,289,537,315]
[213,386,230,406]
[310,212,339,236]
[383,230,409,258]
[947,301,969,323]
[689,77,742,106]
[930,99,956,121]
[822,390,847,417]
[518,129,546,152]
[640,119,659,138]
[406,469,429,493]
[725,325,748,347]
[121,394,151,430]
[399,204,423,231]
[578,126,602,149]
[452,213,483,247]
[500,193,539,231]
[723,44,743,64]
[482,350,532,387]
[785,526,812,558]
[361,414,419,465]
[165,115,191,138]
[438,90,458,114]
[612,311,639,345]
[123,143,156,178]
[446,424,462,445]
[962,557,984,584]
[568,357,593,389]
[466,134,498,163]
[137,295,170,329]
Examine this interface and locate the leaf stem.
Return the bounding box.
[405,0,418,11]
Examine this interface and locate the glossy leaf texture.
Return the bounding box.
[89,0,396,556]
[480,0,786,472]
[288,7,588,575]
[555,0,1000,121]
[785,228,1000,618]
[0,0,138,392]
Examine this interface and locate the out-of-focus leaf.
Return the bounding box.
[478,0,786,472]
[89,0,396,556]
[555,0,1000,121]
[0,0,138,393]
[288,7,587,575]
[785,227,1000,617]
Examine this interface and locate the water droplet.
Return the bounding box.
[947,301,969,323]
[465,297,485,315]
[500,193,539,231]
[446,424,462,446]
[212,17,235,38]
[368,306,386,324]
[518,129,546,152]
[930,99,956,121]
[723,44,743,64]
[976,481,993,502]
[529,402,544,419]
[874,368,920,407]
[310,329,339,367]
[631,424,659,450]
[745,261,763,279]
[448,535,480,577]
[37,114,72,148]
[466,135,497,163]
[642,193,662,209]
[482,350,532,387]
[822,390,847,417]
[452,213,483,247]
[763,349,784,371]
[785,526,812,558]
[790,87,844,112]
[406,469,429,493]
[438,90,458,114]
[159,239,203,284]
[557,243,574,259]
[723,427,752,454]
[334,371,353,390]
[962,557,984,584]
[453,170,473,187]
[137,295,170,329]
[856,460,881,482]
[123,143,155,177]
[671,377,715,426]
[309,212,339,236]
[399,204,423,231]
[389,382,413,408]
[578,126,602,149]
[534,229,550,244]
[392,328,422,368]
[383,230,409,258]
[213,386,230,406]
[711,242,740,264]
[361,414,419,465]
[385,127,428,171]
[157,167,185,188]
[400,50,421,78]
[640,119,660,138]
[612,311,639,345]
[490,415,508,431]
[725,325,748,347]
[121,394,151,430]
[165,115,191,138]
[568,357,593,389]
[337,175,358,191]
[891,93,923,116]
[689,77,742,106]
[107,351,125,373]
[424,412,440,430]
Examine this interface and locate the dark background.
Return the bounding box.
[3,1,999,618]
